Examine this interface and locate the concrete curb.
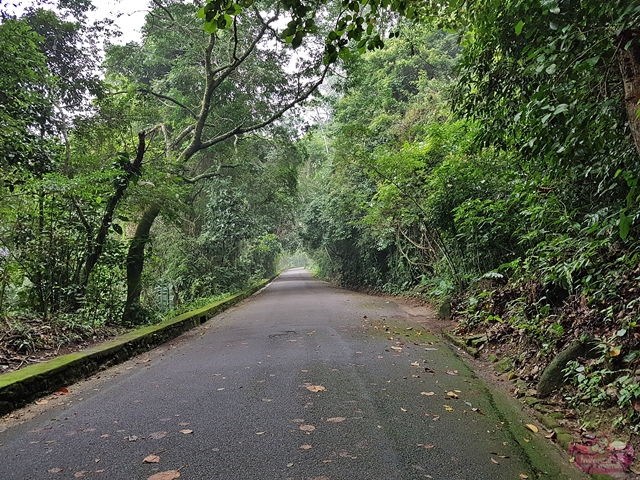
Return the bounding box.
[0,276,277,415]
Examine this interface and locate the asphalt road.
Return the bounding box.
[0,269,579,479]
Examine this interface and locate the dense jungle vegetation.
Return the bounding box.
[1,0,640,430]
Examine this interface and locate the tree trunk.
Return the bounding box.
[79,132,146,296]
[619,29,640,158]
[122,204,161,323]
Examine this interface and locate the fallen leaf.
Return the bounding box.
[523,437,530,443]
[446,391,459,399]
[390,346,403,351]
[74,472,89,478]
[632,398,640,413]
[143,455,161,464]
[54,387,70,395]
[287,462,294,467]
[48,468,63,473]
[100,434,110,439]
[609,346,622,357]
[127,435,139,442]
[36,399,49,405]
[306,385,326,393]
[179,429,193,435]
[406,327,413,330]
[327,417,346,423]
[411,362,420,367]
[545,432,556,439]
[472,408,485,415]
[147,471,181,480]
[299,425,316,432]
[432,415,440,421]
[444,405,454,411]
[446,370,459,376]
[178,422,189,427]
[519,475,529,479]
[255,431,266,435]
[417,443,434,449]
[300,444,312,450]
[148,431,167,440]
[490,458,499,464]
[421,391,435,396]
[525,424,538,433]
[401,408,408,412]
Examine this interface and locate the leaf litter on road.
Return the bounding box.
[326,417,346,423]
[147,471,180,480]
[299,424,316,432]
[305,384,326,392]
[143,455,161,464]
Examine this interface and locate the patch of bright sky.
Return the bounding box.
[90,0,146,44]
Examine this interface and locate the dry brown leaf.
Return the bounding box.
[417,443,434,449]
[143,455,161,464]
[632,398,640,413]
[326,417,346,423]
[401,408,408,412]
[36,399,49,405]
[148,431,167,440]
[446,391,459,399]
[519,474,529,479]
[306,385,326,393]
[490,458,499,465]
[472,407,485,415]
[74,472,89,478]
[147,471,181,480]
[390,346,403,351]
[300,444,312,450]
[48,468,63,473]
[54,387,70,395]
[299,425,316,432]
[410,362,420,367]
[179,429,193,435]
[609,346,622,357]
[421,391,435,396]
[525,424,538,433]
[100,434,109,439]
[446,370,459,376]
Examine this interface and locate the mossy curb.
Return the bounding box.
[0,276,277,416]
[442,331,479,357]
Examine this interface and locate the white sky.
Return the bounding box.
[91,0,146,44]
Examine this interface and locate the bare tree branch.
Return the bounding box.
[138,88,199,118]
